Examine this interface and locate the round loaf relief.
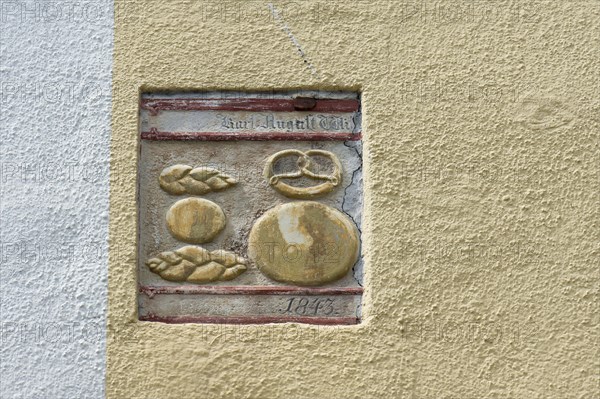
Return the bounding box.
[248,201,359,286]
[166,198,226,243]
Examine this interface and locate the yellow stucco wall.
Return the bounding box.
[108,1,599,397]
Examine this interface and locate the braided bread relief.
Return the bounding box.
[146,246,247,283]
[159,165,237,195]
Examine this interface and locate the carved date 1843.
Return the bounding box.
[283,297,336,316]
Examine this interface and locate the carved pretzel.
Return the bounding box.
[264,149,342,199]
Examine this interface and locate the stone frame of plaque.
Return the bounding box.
[138,91,363,325]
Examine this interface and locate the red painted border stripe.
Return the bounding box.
[140,285,363,297]
[140,131,362,141]
[141,98,359,113]
[139,314,360,325]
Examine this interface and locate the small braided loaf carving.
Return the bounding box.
[159,165,237,195]
[146,246,247,283]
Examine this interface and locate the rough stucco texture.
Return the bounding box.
[1,1,112,398]
[109,1,599,398]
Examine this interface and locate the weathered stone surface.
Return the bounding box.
[166,198,226,243]
[248,201,359,286]
[139,139,363,287]
[147,246,247,283]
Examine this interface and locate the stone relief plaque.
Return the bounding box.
[138,91,363,324]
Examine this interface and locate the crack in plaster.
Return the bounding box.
[342,142,363,234]
[342,140,364,288]
[268,3,319,77]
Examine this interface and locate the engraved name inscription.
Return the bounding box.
[220,113,354,132]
